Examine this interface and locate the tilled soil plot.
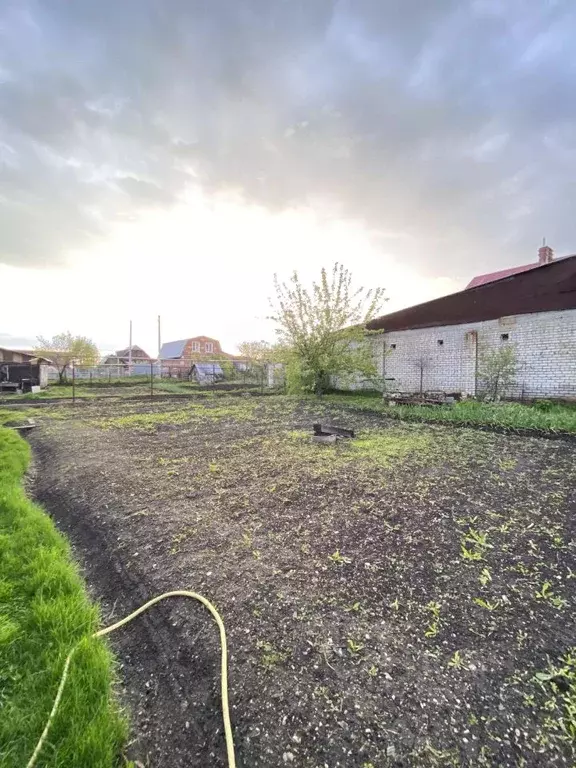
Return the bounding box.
[27,396,576,767]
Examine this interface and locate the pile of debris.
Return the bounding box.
[384,391,458,407]
[312,423,355,444]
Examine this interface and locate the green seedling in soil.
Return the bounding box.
[425,601,442,637]
[461,543,483,561]
[367,664,378,677]
[346,638,364,656]
[169,526,197,554]
[532,648,576,743]
[498,457,518,471]
[390,598,400,611]
[535,581,567,609]
[447,650,465,669]
[328,550,352,565]
[517,630,529,649]
[412,741,459,767]
[479,567,492,586]
[344,601,362,612]
[456,514,478,526]
[256,640,289,670]
[510,562,532,576]
[473,597,499,611]
[465,527,491,549]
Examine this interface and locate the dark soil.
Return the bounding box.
[27,396,576,767]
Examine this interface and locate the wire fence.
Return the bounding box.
[0,359,286,400]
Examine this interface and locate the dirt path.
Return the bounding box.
[31,437,225,767]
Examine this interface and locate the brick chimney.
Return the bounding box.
[538,244,554,265]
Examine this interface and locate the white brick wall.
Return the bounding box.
[370,308,576,399]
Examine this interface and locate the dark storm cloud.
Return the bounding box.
[1,0,576,274]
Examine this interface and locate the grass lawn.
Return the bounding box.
[22,395,576,766]
[328,393,576,434]
[0,378,268,402]
[0,427,126,767]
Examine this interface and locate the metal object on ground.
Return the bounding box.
[312,423,355,443]
[4,418,36,431]
[312,434,338,445]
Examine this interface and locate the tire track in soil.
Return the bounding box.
[29,435,230,768]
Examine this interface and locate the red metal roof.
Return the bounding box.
[466,262,540,289]
[367,254,576,333]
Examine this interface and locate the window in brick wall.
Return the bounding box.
[501,333,510,341]
[205,342,214,353]
[437,339,444,346]
[191,341,200,352]
[390,343,397,350]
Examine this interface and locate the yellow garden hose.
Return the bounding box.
[25,591,236,768]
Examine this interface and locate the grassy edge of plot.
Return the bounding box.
[0,426,127,767]
[326,393,576,434]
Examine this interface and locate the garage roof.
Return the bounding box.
[367,254,576,333]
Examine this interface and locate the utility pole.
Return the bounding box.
[158,315,162,359]
[128,320,133,372]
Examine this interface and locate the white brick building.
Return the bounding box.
[366,250,576,400]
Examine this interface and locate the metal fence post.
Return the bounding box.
[72,362,76,405]
[150,360,154,400]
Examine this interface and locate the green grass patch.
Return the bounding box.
[92,400,257,430]
[0,427,126,766]
[351,431,432,466]
[327,395,576,434]
[275,426,432,475]
[530,648,576,747]
[0,408,67,426]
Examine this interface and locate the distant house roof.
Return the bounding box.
[466,244,556,289]
[466,262,540,289]
[367,254,576,333]
[159,339,188,359]
[0,347,53,363]
[115,345,150,359]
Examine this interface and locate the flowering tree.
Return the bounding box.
[35,332,99,384]
[270,263,385,394]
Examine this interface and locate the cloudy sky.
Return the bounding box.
[1,0,575,355]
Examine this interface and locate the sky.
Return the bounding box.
[1,0,576,355]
